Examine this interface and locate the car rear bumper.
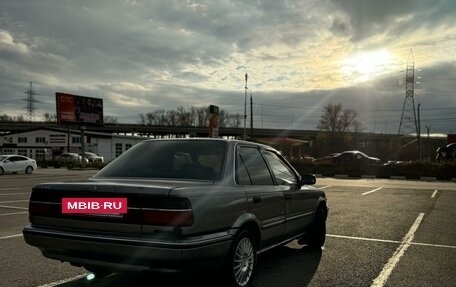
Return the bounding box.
[23,225,233,272]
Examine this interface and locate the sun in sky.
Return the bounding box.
[341,49,395,83]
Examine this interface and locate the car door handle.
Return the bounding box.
[253,196,262,203]
[285,194,292,200]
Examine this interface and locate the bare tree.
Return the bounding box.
[43,113,57,122]
[0,114,26,122]
[318,103,359,133]
[0,114,14,122]
[104,115,118,124]
[137,106,241,128]
[137,113,146,125]
[316,103,361,153]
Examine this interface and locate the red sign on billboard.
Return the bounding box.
[56,93,103,125]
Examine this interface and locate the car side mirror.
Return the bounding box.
[299,174,316,186]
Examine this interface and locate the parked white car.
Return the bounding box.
[0,155,38,175]
[55,153,88,163]
[79,152,104,163]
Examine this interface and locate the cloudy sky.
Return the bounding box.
[0,0,455,134]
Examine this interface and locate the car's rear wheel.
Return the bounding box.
[305,207,326,249]
[25,166,33,174]
[224,230,257,287]
[0,167,3,175]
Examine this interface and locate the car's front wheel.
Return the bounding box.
[224,230,257,287]
[25,166,33,174]
[303,207,326,249]
[0,167,3,175]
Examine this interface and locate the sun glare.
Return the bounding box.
[342,50,393,83]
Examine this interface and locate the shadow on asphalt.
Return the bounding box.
[55,244,322,287]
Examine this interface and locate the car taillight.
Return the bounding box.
[141,208,194,227]
[29,202,52,216]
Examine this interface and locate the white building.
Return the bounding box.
[0,128,146,162]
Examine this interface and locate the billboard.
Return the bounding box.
[56,93,103,125]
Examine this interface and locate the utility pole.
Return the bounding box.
[250,92,253,137]
[261,107,263,128]
[243,73,248,140]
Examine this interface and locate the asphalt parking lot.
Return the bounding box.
[1,169,455,287]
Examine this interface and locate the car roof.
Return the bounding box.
[142,138,280,152]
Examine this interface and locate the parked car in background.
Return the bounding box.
[333,151,381,165]
[0,155,37,175]
[23,139,328,287]
[79,152,104,163]
[55,153,88,164]
[313,153,341,162]
[436,143,456,162]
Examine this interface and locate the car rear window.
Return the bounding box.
[95,140,227,181]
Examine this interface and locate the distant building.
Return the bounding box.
[0,128,146,161]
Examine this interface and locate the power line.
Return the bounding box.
[369,107,456,112]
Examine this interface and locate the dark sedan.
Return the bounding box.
[23,139,327,287]
[333,150,381,165]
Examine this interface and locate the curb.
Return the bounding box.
[389,176,406,180]
[314,174,455,182]
[335,174,349,178]
[420,177,436,181]
[361,175,376,178]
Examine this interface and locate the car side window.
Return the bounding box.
[238,146,274,185]
[262,150,297,186]
[236,153,252,185]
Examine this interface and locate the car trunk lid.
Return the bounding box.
[28,180,203,234]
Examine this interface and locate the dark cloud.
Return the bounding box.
[330,0,456,43]
[0,0,454,133]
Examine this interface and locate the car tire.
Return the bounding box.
[223,230,257,287]
[305,207,326,249]
[25,166,33,174]
[0,167,3,175]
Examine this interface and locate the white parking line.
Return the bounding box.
[362,187,383,196]
[0,187,20,190]
[37,274,87,287]
[0,205,28,210]
[0,234,22,240]
[370,213,425,287]
[411,242,456,249]
[327,234,401,244]
[327,233,456,249]
[38,273,87,287]
[319,185,332,189]
[0,193,30,196]
[0,211,28,216]
[0,200,29,204]
[431,190,438,198]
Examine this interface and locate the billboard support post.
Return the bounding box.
[80,126,86,167]
[67,126,70,153]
